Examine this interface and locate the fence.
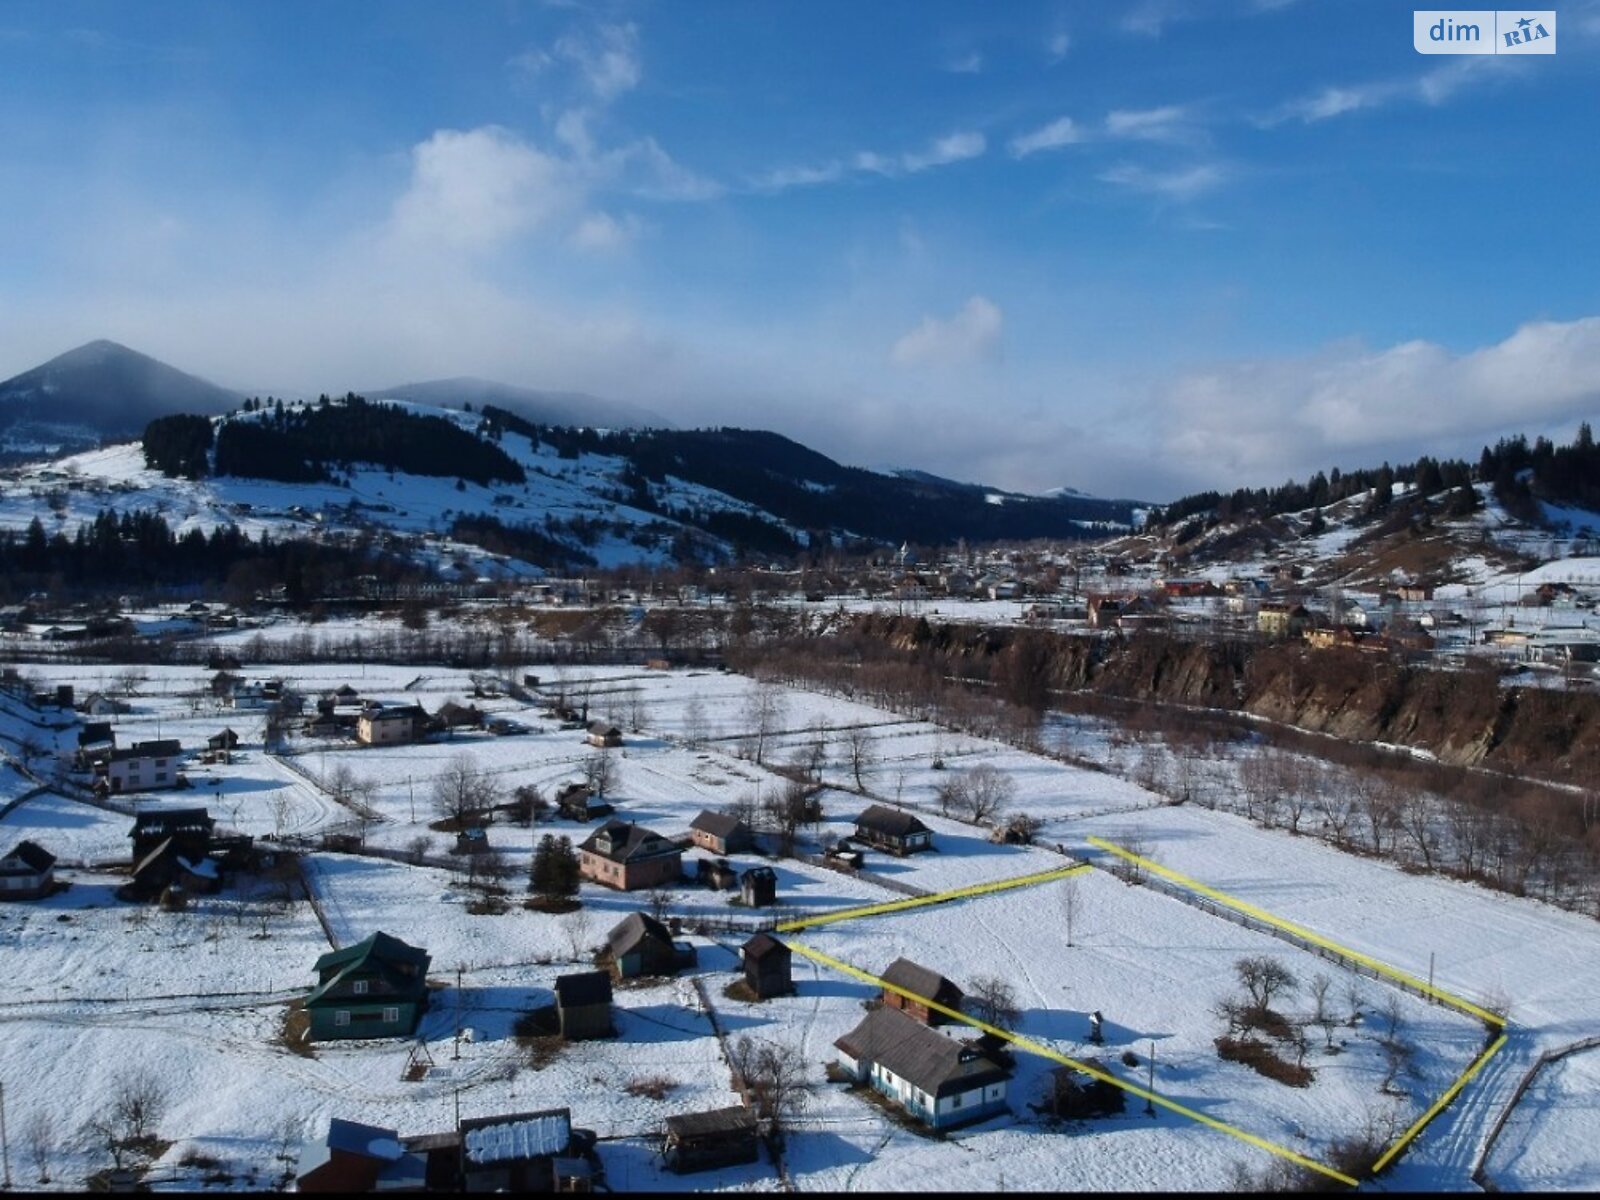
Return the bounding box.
[1472,1035,1600,1188]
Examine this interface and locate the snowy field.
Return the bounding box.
[2,660,1599,1190]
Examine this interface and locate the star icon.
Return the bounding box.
[1517,16,1533,30]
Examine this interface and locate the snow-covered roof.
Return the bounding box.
[461,1108,571,1164]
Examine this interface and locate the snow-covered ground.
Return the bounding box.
[3,659,1599,1190]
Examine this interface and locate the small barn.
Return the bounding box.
[207,728,239,763]
[881,958,964,1026]
[306,931,431,1041]
[296,1118,428,1193]
[434,701,484,734]
[0,840,56,900]
[662,1107,760,1174]
[585,721,623,748]
[118,837,223,903]
[606,912,680,979]
[130,807,214,862]
[853,805,933,856]
[741,933,793,1000]
[740,866,777,908]
[556,783,613,822]
[554,971,613,1040]
[689,810,752,855]
[1048,1063,1126,1120]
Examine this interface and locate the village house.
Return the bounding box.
[881,957,965,1026]
[577,819,683,891]
[77,691,131,718]
[741,865,778,907]
[227,677,283,709]
[661,1107,761,1174]
[0,840,56,900]
[1257,602,1312,639]
[833,1005,1013,1131]
[356,702,429,747]
[853,805,934,856]
[740,932,793,1000]
[553,970,613,1040]
[305,931,431,1041]
[75,721,115,769]
[458,1108,592,1193]
[206,728,239,764]
[585,720,623,748]
[129,806,214,861]
[689,810,752,855]
[556,782,613,822]
[433,700,484,735]
[295,1118,429,1193]
[606,911,693,978]
[106,738,184,794]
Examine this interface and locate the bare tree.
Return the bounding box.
[762,779,823,857]
[966,975,1023,1028]
[645,886,673,923]
[1397,791,1440,871]
[563,908,595,962]
[934,763,1014,824]
[112,668,147,697]
[750,681,787,766]
[1060,874,1085,947]
[682,697,710,749]
[731,1036,811,1134]
[845,725,876,791]
[406,834,433,865]
[23,1109,55,1183]
[269,790,295,840]
[1309,973,1337,1050]
[1235,956,1298,1016]
[582,747,616,798]
[432,753,501,825]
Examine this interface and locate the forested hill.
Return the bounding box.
[1150,424,1598,530]
[475,407,1141,544]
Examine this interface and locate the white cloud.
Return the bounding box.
[1104,104,1193,142]
[555,21,641,101]
[1047,31,1072,60]
[570,210,642,252]
[1266,58,1512,125]
[946,51,984,74]
[901,130,986,173]
[749,160,846,192]
[389,126,577,251]
[1009,116,1083,158]
[890,296,1003,368]
[1156,317,1600,481]
[1098,161,1225,200]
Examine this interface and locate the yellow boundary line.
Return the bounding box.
[790,939,1359,1188]
[1372,1032,1509,1173]
[1086,836,1506,1028]
[774,863,1092,932]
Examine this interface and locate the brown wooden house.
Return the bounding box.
[554,971,613,1040]
[853,805,933,856]
[578,820,682,891]
[741,933,793,999]
[880,957,964,1026]
[662,1107,760,1174]
[689,810,752,855]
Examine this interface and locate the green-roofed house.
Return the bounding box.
[306,931,432,1042]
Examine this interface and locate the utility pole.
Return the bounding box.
[1144,1042,1156,1117]
[1428,952,1436,1002]
[453,965,463,1060]
[0,1079,13,1189]
[408,776,415,824]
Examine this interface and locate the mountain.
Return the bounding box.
[0,340,239,463]
[369,377,670,430]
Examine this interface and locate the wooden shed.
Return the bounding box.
[554,970,614,1040]
[662,1107,760,1174]
[880,957,964,1027]
[740,866,777,908]
[740,933,793,1000]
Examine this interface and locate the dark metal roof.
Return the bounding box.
[834,1006,1009,1097]
[606,911,672,958]
[742,932,788,961]
[3,840,56,873]
[129,808,213,838]
[663,1107,758,1139]
[880,957,962,1006]
[855,804,931,838]
[554,970,613,1007]
[113,739,183,763]
[690,810,745,839]
[579,819,679,864]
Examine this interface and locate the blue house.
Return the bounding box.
[834,1005,1012,1130]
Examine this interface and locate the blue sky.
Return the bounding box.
[1,0,1597,500]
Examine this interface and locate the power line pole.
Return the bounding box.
[0,1079,13,1189]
